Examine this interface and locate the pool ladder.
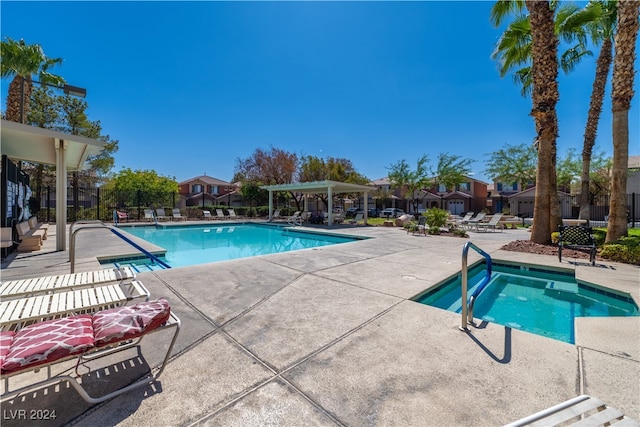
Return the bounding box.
[459,242,493,332]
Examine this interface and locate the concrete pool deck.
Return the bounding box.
[1,221,638,426]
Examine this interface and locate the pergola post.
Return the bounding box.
[268,190,274,221]
[55,139,67,251]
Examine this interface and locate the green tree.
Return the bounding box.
[556,148,581,191]
[1,37,64,123]
[105,168,178,208]
[607,0,639,242]
[387,156,431,215]
[299,155,369,208]
[431,153,474,191]
[485,143,537,188]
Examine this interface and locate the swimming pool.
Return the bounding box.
[104,223,362,269]
[414,262,639,343]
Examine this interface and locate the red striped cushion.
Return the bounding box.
[2,315,94,374]
[92,299,171,347]
[0,331,15,372]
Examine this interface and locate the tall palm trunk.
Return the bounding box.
[579,38,613,222]
[5,76,32,123]
[607,0,639,242]
[527,0,560,244]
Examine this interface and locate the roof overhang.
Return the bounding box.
[261,180,376,194]
[1,120,107,170]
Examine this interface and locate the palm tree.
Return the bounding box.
[579,1,617,222]
[0,37,65,123]
[526,0,560,244]
[607,0,639,242]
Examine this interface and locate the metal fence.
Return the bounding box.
[32,186,639,226]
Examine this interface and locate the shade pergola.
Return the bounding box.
[1,120,108,251]
[261,180,377,225]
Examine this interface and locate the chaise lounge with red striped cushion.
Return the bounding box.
[0,298,180,404]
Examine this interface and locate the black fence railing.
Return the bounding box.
[31,186,639,226]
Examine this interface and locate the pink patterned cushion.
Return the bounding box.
[0,331,16,372]
[92,299,171,347]
[2,315,94,374]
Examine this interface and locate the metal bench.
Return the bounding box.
[558,225,597,266]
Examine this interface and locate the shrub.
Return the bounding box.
[452,228,469,238]
[427,226,441,235]
[599,237,640,265]
[424,208,449,228]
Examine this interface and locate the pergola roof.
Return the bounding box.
[261,180,376,194]
[1,120,108,252]
[1,120,107,171]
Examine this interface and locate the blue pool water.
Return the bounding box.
[415,263,639,343]
[106,224,360,269]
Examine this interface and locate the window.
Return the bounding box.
[192,184,202,193]
[209,185,219,195]
[438,184,447,192]
[459,182,470,191]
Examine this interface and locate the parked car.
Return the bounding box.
[367,208,381,218]
[380,208,405,218]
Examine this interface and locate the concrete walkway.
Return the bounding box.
[1,221,638,426]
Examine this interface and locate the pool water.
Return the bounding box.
[107,223,360,269]
[414,263,639,343]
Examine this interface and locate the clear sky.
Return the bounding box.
[2,1,638,184]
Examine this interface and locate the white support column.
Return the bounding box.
[55,139,67,251]
[268,190,274,221]
[327,186,333,225]
[363,191,369,224]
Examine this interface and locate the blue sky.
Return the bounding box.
[2,1,638,184]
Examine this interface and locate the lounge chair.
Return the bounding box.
[227,208,239,219]
[15,222,43,252]
[155,208,168,221]
[455,212,475,228]
[476,213,503,232]
[504,394,640,427]
[558,225,596,266]
[287,211,302,226]
[1,227,15,256]
[115,210,129,223]
[0,278,150,331]
[271,209,281,220]
[144,209,155,222]
[465,212,487,230]
[216,209,229,220]
[348,213,364,225]
[172,208,186,221]
[0,267,137,299]
[1,298,180,404]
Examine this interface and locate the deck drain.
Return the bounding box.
[401,275,417,280]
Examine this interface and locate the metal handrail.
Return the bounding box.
[70,222,171,272]
[460,241,492,331]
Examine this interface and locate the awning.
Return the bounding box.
[1,120,108,251]
[261,180,376,225]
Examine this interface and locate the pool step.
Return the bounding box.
[545,281,578,294]
[447,274,500,313]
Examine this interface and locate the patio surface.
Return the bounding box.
[1,220,638,426]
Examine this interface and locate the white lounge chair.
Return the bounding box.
[203,210,212,219]
[0,267,137,299]
[476,213,503,232]
[216,209,229,220]
[465,212,487,230]
[155,208,168,221]
[0,278,150,331]
[455,212,475,228]
[172,208,186,221]
[505,394,640,427]
[271,209,281,221]
[349,213,364,225]
[1,298,180,404]
[227,209,239,219]
[144,209,155,222]
[287,211,302,226]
